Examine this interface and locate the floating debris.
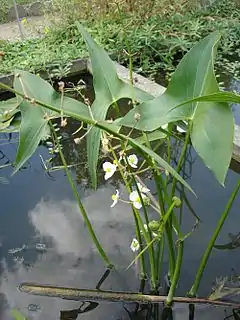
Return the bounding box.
[8,244,27,254]
[27,304,41,312]
[35,243,47,253]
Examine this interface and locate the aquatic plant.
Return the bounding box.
[0,26,240,307]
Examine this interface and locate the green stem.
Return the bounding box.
[156,235,164,286]
[130,170,156,290]
[171,121,192,198]
[134,208,157,290]
[133,210,147,280]
[142,132,175,281]
[50,122,113,268]
[188,179,240,297]
[166,240,184,305]
[158,170,176,280]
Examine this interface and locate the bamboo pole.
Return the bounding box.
[19,283,240,308]
[12,0,24,39]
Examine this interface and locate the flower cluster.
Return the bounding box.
[102,154,139,182]
[103,154,153,253]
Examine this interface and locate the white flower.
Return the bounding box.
[128,154,138,168]
[103,162,117,180]
[129,190,149,209]
[111,189,119,208]
[130,238,140,252]
[137,182,150,194]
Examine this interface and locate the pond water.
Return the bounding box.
[0,125,240,319]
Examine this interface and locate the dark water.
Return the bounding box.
[0,128,240,320]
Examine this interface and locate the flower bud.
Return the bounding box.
[148,220,160,232]
[172,196,182,207]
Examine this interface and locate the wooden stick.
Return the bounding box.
[19,283,240,308]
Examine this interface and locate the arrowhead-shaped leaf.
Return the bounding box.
[13,70,89,172]
[0,98,20,121]
[191,102,233,185]
[14,99,49,173]
[120,32,234,184]
[77,23,152,188]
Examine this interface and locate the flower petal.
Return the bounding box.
[103,161,112,171]
[129,163,137,168]
[128,154,138,168]
[129,190,139,202]
[111,190,119,207]
[104,172,112,180]
[133,201,142,209]
[137,183,150,194]
[111,199,118,208]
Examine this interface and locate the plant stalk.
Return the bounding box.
[50,122,113,268]
[19,282,240,308]
[188,179,240,297]
[166,240,184,305]
[171,121,192,198]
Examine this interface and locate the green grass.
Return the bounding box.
[0,0,239,82]
[0,0,33,12]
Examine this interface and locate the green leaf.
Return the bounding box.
[14,100,49,173]
[0,98,20,122]
[0,116,16,131]
[13,71,53,173]
[120,32,222,130]
[191,102,233,185]
[13,70,89,172]
[0,115,21,133]
[120,32,234,184]
[178,91,240,105]
[77,23,152,188]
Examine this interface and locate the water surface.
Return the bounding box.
[0,120,240,319]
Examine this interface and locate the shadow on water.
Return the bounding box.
[0,75,240,319]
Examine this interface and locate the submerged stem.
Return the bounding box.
[188,179,240,297]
